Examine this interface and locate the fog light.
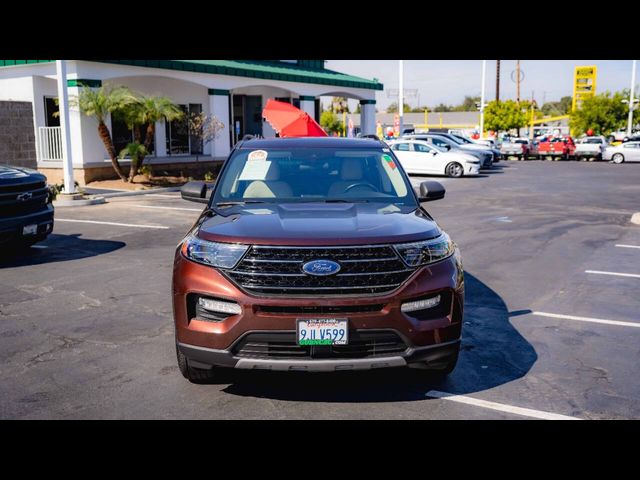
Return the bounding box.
[198,297,242,315]
[401,295,441,313]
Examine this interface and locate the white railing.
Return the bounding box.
[38,126,63,161]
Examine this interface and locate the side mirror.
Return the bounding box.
[416,181,445,202]
[181,181,211,204]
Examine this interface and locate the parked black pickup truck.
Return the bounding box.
[0,166,54,248]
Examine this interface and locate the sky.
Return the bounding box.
[324,60,636,111]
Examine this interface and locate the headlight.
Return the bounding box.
[181,234,248,269]
[467,160,480,164]
[394,233,455,267]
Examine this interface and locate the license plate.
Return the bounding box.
[22,224,37,236]
[297,318,348,346]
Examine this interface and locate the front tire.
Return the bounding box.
[612,153,625,164]
[176,343,217,383]
[446,162,464,178]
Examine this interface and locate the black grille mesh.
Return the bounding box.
[226,245,414,296]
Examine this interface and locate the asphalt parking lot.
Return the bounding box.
[1,161,639,419]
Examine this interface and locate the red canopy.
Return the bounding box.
[262,99,327,138]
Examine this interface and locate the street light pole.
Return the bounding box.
[627,59,637,137]
[479,60,487,137]
[399,60,404,136]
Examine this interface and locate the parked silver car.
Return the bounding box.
[603,142,640,163]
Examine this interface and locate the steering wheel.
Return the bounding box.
[343,182,378,193]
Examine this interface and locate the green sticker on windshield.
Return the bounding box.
[383,154,397,170]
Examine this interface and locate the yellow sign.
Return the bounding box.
[572,65,597,111]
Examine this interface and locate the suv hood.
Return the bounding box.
[0,165,46,185]
[197,203,441,246]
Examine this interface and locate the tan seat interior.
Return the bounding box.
[244,162,293,198]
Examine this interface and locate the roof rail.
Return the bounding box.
[241,134,257,141]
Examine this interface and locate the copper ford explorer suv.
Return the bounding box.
[173,137,464,382]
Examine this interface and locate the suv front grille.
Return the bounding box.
[233,331,408,360]
[0,182,50,218]
[226,245,415,296]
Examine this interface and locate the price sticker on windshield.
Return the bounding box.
[248,149,268,162]
[383,154,397,170]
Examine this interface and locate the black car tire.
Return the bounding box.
[176,343,217,383]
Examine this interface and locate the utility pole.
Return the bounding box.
[496,60,500,101]
[516,60,521,103]
[399,60,404,135]
[480,60,487,137]
[627,59,637,137]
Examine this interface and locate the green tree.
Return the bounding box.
[452,95,481,112]
[320,110,344,135]
[540,96,573,116]
[569,91,628,136]
[331,97,349,114]
[73,86,138,181]
[432,103,453,112]
[112,93,184,181]
[386,101,413,113]
[484,100,529,133]
[118,142,148,182]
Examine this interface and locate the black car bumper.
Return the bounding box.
[0,205,54,244]
[178,336,461,372]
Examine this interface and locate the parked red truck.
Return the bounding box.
[537,136,576,160]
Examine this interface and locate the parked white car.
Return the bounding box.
[603,141,640,163]
[388,139,480,177]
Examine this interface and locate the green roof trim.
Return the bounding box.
[0,60,55,67]
[95,60,383,91]
[68,79,102,88]
[299,95,315,101]
[359,99,376,104]
[208,88,230,96]
[0,60,384,91]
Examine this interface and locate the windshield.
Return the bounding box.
[213,146,417,206]
[453,135,473,144]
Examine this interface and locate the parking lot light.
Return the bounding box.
[627,60,637,137]
[479,60,487,137]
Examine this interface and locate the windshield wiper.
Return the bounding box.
[215,200,267,207]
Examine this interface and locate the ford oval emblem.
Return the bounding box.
[302,259,341,276]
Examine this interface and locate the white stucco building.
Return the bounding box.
[0,60,382,184]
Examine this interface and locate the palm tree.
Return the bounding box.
[119,142,148,183]
[74,86,137,181]
[137,96,184,154]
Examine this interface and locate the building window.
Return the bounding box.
[111,117,156,157]
[44,97,60,127]
[165,104,203,155]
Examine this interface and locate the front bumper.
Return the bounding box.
[172,252,464,368]
[178,338,461,372]
[467,165,480,175]
[0,205,54,244]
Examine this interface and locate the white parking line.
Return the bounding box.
[425,390,580,420]
[530,311,640,328]
[133,205,203,212]
[585,270,640,279]
[616,244,640,249]
[56,219,169,229]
